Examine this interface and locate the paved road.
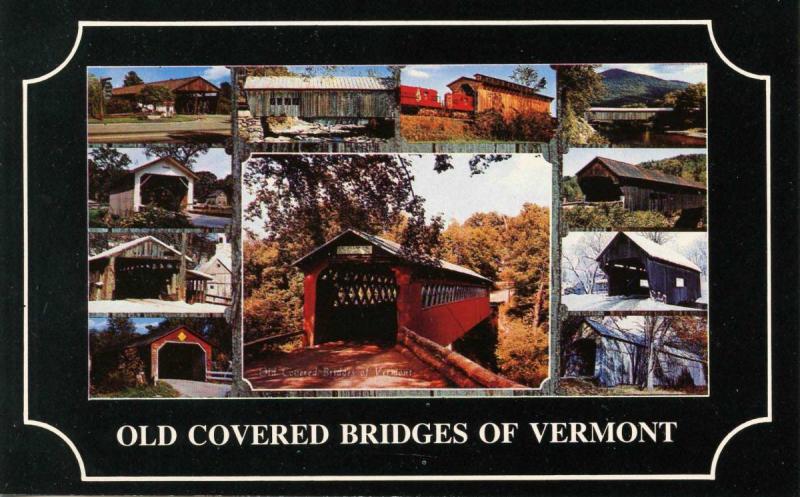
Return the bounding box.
[88,115,231,144]
[245,342,452,390]
[161,379,230,398]
[88,299,227,315]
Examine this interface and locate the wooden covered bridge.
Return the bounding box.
[294,229,493,348]
[597,232,702,306]
[574,156,706,217]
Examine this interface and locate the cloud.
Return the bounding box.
[404,68,430,79]
[202,66,230,83]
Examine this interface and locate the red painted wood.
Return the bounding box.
[416,296,491,346]
[392,266,421,332]
[149,326,213,381]
[303,259,328,347]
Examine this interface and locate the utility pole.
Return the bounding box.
[177,232,187,302]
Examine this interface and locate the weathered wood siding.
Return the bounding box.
[247,90,395,118]
[619,184,705,214]
[599,236,701,305]
[109,189,134,215]
[475,87,551,119]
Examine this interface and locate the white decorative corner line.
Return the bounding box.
[22,19,770,483]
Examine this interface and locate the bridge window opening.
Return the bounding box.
[157,342,205,381]
[421,283,488,309]
[316,265,398,344]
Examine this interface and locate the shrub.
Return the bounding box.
[495,316,548,387]
[105,97,134,114]
[563,203,672,230]
[113,206,193,228]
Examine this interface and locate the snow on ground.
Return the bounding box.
[562,294,697,312]
[88,299,227,314]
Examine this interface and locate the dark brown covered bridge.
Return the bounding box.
[597,232,702,306]
[294,229,493,348]
[575,156,706,216]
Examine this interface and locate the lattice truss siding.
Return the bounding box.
[320,268,398,308]
[421,283,488,309]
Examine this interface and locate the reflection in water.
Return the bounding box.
[599,127,706,147]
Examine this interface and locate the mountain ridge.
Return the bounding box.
[593,69,689,107]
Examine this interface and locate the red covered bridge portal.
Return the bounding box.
[294,230,493,348]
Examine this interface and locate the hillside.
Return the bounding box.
[594,68,689,107]
[638,153,707,184]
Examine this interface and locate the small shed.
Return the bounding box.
[562,318,707,388]
[597,232,702,306]
[197,241,232,305]
[575,156,706,215]
[89,236,211,303]
[111,76,221,114]
[108,157,198,216]
[446,73,553,120]
[203,189,230,207]
[243,76,396,120]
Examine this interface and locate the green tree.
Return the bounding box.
[510,65,547,91]
[563,203,672,230]
[557,64,605,116]
[123,71,144,86]
[143,143,210,168]
[87,73,104,119]
[138,85,174,106]
[561,175,583,202]
[88,146,132,202]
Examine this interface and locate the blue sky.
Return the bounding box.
[598,63,707,84]
[283,65,393,77]
[563,148,707,177]
[88,147,231,178]
[88,317,164,335]
[401,64,556,115]
[88,66,231,87]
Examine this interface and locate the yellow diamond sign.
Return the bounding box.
[177,331,187,341]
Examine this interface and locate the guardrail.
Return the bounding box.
[207,371,233,383]
[397,327,524,389]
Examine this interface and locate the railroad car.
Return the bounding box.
[399,85,475,117]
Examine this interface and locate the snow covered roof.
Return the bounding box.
[584,318,705,362]
[244,76,394,91]
[293,229,492,284]
[602,232,702,273]
[89,236,192,262]
[198,246,232,274]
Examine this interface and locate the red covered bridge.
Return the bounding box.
[294,229,493,348]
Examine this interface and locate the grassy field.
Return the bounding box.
[94,381,181,398]
[399,115,481,142]
[89,115,200,124]
[558,378,707,396]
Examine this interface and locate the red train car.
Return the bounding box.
[400,85,475,117]
[400,85,442,112]
[444,92,474,112]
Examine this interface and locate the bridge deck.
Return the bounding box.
[244,341,452,390]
